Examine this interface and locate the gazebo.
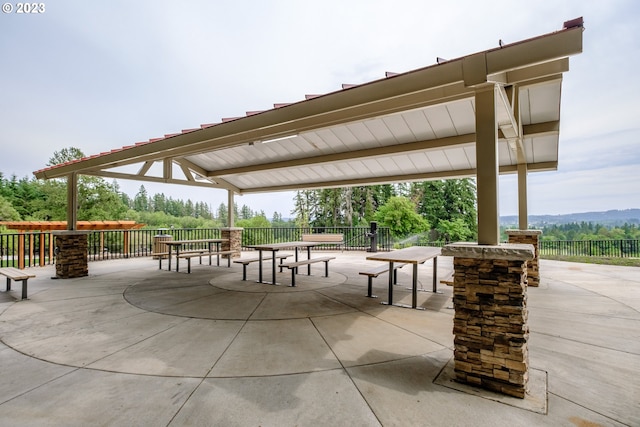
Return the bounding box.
[32,18,584,398]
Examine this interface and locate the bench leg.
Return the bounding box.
[6,277,10,292]
[227,255,231,268]
[187,258,192,274]
[159,257,163,270]
[242,264,247,281]
[21,279,27,300]
[324,260,329,277]
[290,267,296,287]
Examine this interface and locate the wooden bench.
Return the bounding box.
[233,254,292,281]
[280,256,336,287]
[440,273,454,287]
[301,234,344,250]
[0,267,35,300]
[178,250,235,273]
[359,263,407,298]
[151,252,169,270]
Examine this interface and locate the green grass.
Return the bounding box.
[541,254,640,267]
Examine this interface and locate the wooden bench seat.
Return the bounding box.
[280,256,336,287]
[359,263,407,298]
[178,250,235,273]
[233,254,292,281]
[301,234,344,250]
[440,274,454,287]
[150,252,169,270]
[0,267,36,300]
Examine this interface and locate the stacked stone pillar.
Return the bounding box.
[53,231,90,279]
[442,243,534,398]
[221,227,243,258]
[506,230,541,287]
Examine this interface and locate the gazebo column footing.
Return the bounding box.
[221,227,243,258]
[442,242,535,398]
[506,230,542,287]
[53,231,91,279]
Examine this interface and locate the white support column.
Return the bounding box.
[475,85,500,245]
[227,190,235,228]
[518,162,529,230]
[511,85,529,231]
[66,172,78,231]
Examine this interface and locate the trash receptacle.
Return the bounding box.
[153,234,173,259]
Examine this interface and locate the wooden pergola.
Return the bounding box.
[0,221,145,268]
[0,221,145,232]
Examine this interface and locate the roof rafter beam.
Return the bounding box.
[137,161,154,176]
[83,170,241,192]
[208,120,559,177]
[240,161,558,194]
[208,133,475,177]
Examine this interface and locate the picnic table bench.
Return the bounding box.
[0,267,35,300]
[151,252,169,269]
[301,234,344,250]
[233,253,292,281]
[359,262,407,298]
[280,256,336,287]
[178,250,235,273]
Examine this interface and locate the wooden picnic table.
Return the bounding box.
[246,241,320,285]
[166,238,228,272]
[366,246,441,309]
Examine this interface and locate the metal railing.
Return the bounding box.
[241,226,393,251]
[86,228,222,261]
[2,229,638,269]
[540,239,640,258]
[0,231,55,268]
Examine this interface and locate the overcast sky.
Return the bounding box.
[1,0,639,217]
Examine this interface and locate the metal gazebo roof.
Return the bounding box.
[33,19,584,243]
[34,21,583,194]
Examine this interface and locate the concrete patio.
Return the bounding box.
[0,252,638,426]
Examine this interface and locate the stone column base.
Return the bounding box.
[506,230,541,287]
[221,227,243,258]
[442,242,535,398]
[53,231,90,279]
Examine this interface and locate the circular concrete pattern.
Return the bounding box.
[0,258,450,379]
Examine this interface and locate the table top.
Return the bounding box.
[247,241,319,250]
[165,238,227,246]
[366,246,441,264]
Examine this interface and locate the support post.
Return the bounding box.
[518,163,529,230]
[227,190,235,228]
[475,86,500,245]
[67,172,78,231]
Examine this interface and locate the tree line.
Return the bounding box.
[1,147,480,242]
[538,222,640,241]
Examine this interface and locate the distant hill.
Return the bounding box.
[500,209,640,227]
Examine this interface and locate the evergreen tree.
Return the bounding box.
[134,185,149,212]
[0,194,20,221]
